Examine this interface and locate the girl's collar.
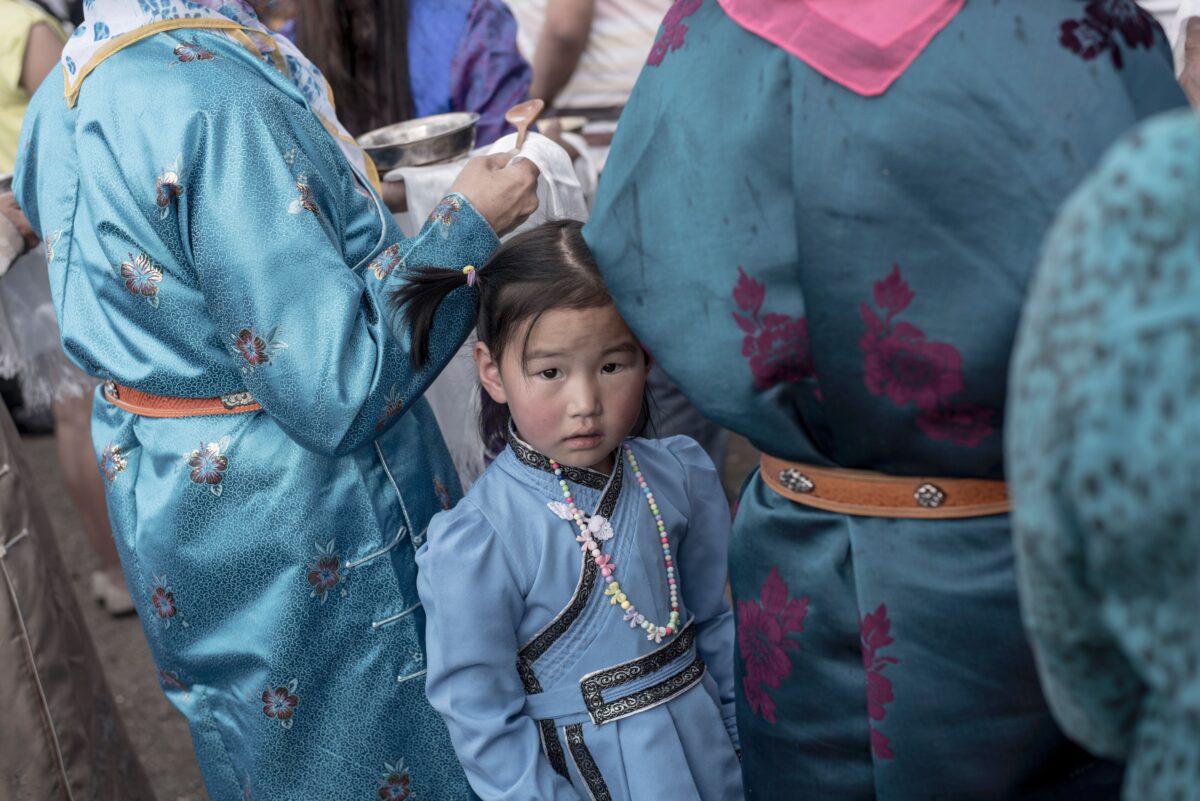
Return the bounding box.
[506,423,612,490]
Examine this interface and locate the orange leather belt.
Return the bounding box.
[103,382,262,418]
[760,455,1009,519]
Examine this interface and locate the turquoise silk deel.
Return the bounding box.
[15,29,497,801]
[584,0,1186,798]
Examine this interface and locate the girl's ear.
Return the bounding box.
[474,341,508,404]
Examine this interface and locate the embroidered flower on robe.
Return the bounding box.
[150,574,180,627]
[430,195,463,228]
[370,243,404,281]
[1060,0,1156,70]
[375,387,406,431]
[44,229,63,264]
[737,566,809,725]
[306,540,346,604]
[155,156,184,219]
[648,0,703,66]
[229,326,288,372]
[732,267,818,394]
[433,478,453,511]
[173,42,215,62]
[288,178,320,216]
[119,252,164,307]
[99,443,127,482]
[858,265,994,446]
[260,679,300,728]
[158,669,190,698]
[185,437,229,496]
[378,760,413,800]
[861,604,900,760]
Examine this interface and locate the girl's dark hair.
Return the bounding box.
[392,220,650,450]
[293,0,414,136]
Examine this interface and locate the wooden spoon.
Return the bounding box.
[505,98,546,150]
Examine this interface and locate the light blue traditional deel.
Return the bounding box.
[418,432,744,800]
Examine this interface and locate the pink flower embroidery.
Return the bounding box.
[858,265,994,446]
[261,679,300,729]
[155,157,183,219]
[150,574,177,622]
[158,669,190,697]
[1060,0,1156,70]
[370,243,403,281]
[229,326,288,372]
[99,443,127,482]
[174,42,215,62]
[119,253,163,307]
[732,267,818,393]
[306,540,345,604]
[648,0,703,66]
[861,604,899,760]
[186,438,229,496]
[737,566,809,725]
[378,760,413,800]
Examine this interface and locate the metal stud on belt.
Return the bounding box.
[779,468,814,494]
[914,483,946,508]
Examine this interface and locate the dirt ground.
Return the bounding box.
[19,431,758,801]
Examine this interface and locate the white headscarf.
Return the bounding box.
[60,0,375,183]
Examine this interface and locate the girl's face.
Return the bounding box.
[476,304,649,474]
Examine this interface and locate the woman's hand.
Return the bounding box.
[448,152,540,236]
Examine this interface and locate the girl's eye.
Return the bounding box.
[539,368,560,380]
[601,363,625,374]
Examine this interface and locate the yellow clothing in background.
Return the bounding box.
[0,0,65,173]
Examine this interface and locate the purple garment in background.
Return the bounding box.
[409,0,531,145]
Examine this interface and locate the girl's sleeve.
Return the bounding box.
[416,500,583,801]
[188,82,498,456]
[667,436,739,749]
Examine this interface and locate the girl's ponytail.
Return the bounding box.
[390,266,476,369]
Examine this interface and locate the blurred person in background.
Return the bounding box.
[506,0,670,114]
[295,0,530,146]
[0,0,133,616]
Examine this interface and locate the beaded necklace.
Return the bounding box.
[550,443,680,644]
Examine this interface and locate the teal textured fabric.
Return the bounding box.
[1009,109,1200,801]
[15,29,496,801]
[584,0,1186,797]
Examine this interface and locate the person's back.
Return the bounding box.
[586,0,1187,797]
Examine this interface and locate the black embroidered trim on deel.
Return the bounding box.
[587,654,706,726]
[579,621,697,722]
[539,719,571,780]
[507,424,611,489]
[565,723,612,801]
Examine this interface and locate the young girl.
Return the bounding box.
[397,220,744,800]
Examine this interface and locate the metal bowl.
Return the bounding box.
[359,112,480,171]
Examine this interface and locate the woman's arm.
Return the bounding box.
[20,22,64,96]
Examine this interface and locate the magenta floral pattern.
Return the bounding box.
[306,539,346,604]
[732,267,818,394]
[174,42,215,62]
[648,0,703,66]
[377,760,414,800]
[861,604,899,760]
[150,573,188,629]
[859,265,994,446]
[737,566,809,724]
[118,252,164,308]
[229,326,288,373]
[186,437,229,496]
[1060,0,1156,69]
[261,678,300,729]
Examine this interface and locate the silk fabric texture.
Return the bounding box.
[16,26,500,801]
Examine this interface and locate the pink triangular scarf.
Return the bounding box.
[718,0,966,96]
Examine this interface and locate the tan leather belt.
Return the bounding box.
[103,382,262,418]
[760,455,1009,519]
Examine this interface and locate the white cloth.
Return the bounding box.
[505,0,671,109]
[393,133,588,490]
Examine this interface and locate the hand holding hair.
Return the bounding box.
[449,152,541,237]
